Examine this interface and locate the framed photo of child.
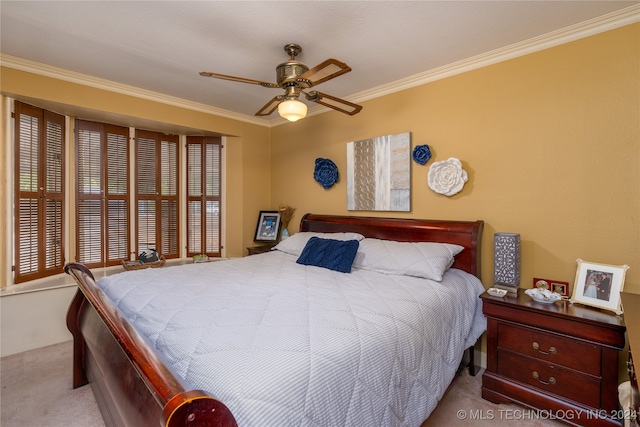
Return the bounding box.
[569,259,629,314]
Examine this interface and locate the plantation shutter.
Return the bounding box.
[106,129,129,262]
[14,101,65,283]
[76,120,129,267]
[135,130,179,258]
[186,136,221,257]
[77,122,102,264]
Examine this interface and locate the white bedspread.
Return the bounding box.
[97,251,486,427]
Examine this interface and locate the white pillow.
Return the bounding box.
[352,238,464,281]
[273,232,365,256]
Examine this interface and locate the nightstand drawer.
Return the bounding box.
[498,350,601,408]
[498,322,601,376]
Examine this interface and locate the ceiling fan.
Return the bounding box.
[200,43,362,122]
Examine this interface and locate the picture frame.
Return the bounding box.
[534,278,570,297]
[550,281,569,297]
[346,132,411,212]
[569,259,629,314]
[254,210,281,242]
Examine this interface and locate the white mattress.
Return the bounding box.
[97,251,486,427]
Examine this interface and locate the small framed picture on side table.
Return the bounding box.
[254,210,281,242]
[569,259,629,314]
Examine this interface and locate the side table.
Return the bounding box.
[481,288,626,426]
[247,243,276,256]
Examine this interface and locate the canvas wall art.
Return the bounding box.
[346,132,411,211]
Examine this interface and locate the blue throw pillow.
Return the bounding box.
[296,237,360,273]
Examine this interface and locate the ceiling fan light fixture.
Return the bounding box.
[278,99,307,122]
[200,43,362,119]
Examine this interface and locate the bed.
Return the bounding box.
[65,213,485,427]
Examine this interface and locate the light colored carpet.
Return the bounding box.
[423,367,565,427]
[1,341,104,427]
[2,341,565,426]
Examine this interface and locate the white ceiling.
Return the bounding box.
[1,1,639,126]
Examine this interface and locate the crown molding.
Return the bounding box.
[349,4,640,105]
[0,54,270,127]
[2,4,638,128]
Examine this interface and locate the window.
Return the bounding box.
[12,103,222,284]
[76,120,129,267]
[14,101,65,283]
[186,136,221,257]
[135,130,179,258]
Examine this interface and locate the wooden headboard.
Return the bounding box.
[299,214,484,278]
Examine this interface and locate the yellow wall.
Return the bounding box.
[0,22,637,359]
[0,68,272,283]
[270,24,640,293]
[1,24,638,296]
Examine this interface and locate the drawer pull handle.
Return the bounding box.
[532,371,556,385]
[532,342,556,355]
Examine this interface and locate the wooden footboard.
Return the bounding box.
[65,263,237,427]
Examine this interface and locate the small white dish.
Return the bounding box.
[487,287,508,297]
[525,288,562,304]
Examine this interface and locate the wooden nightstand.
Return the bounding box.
[481,288,626,427]
[247,243,276,255]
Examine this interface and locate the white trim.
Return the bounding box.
[3,97,14,288]
[0,256,232,297]
[0,54,271,128]
[179,134,187,258]
[220,137,227,259]
[64,115,72,275]
[347,4,640,105]
[1,5,638,128]
[477,348,487,370]
[272,5,640,125]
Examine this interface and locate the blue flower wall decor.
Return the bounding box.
[412,144,432,165]
[314,158,338,189]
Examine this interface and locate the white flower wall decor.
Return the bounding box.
[427,157,468,196]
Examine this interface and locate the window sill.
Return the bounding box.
[1,265,120,297]
[1,258,227,297]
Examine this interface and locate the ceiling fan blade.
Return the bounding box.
[305,91,362,115]
[199,72,279,88]
[256,95,284,116]
[297,59,351,86]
